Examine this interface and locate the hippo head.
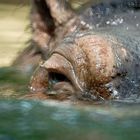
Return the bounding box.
[30,30,129,101]
[28,0,140,101]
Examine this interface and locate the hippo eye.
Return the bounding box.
[48,71,71,85]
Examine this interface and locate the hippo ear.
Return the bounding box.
[13,0,79,72]
[31,0,77,53]
[45,0,75,25]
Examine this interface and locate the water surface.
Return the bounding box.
[0,99,140,140]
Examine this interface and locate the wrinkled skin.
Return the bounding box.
[17,0,140,102]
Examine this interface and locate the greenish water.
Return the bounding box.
[0,68,140,140]
[0,67,30,99]
[0,100,140,140]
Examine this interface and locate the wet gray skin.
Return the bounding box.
[25,0,140,102]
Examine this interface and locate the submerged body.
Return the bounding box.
[16,0,140,102]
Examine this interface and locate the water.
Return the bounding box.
[0,68,140,140]
[0,67,29,99]
[0,100,140,140]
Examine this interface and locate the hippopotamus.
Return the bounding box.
[16,0,140,102]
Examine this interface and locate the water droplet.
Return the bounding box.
[80,20,86,26]
[96,24,99,27]
[126,27,129,30]
[136,24,139,27]
[106,21,110,25]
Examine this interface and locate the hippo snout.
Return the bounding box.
[30,32,129,101]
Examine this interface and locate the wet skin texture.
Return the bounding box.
[18,0,140,102]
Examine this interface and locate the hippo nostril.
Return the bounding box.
[43,53,81,96]
[48,72,71,85]
[47,71,75,99]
